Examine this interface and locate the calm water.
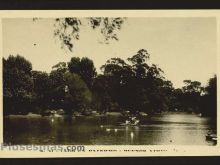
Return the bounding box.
[4,112,217,145]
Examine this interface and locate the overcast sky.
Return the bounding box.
[2,18,216,88]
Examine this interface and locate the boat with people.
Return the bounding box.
[41,109,65,117]
[120,116,140,126]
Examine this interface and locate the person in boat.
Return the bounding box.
[131,116,140,125]
[125,119,130,125]
[124,115,140,125]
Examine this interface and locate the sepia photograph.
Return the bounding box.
[1,15,217,148]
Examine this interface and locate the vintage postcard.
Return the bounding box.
[0,10,219,157]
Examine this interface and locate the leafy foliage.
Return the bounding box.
[3,55,34,115]
[53,17,125,51]
[68,57,97,88]
[63,72,92,114]
[3,53,217,117]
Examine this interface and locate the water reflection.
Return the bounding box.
[4,112,216,145]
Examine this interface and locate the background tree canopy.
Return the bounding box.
[3,55,34,115]
[3,51,217,118]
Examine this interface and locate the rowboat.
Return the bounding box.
[120,118,140,126]
[206,133,217,141]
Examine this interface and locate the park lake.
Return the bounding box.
[2,18,217,147]
[4,112,217,145]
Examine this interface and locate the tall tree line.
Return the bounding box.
[3,50,217,117]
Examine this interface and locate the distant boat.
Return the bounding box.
[26,112,41,117]
[42,109,64,117]
[53,114,62,118]
[120,118,140,126]
[139,112,148,117]
[206,133,217,141]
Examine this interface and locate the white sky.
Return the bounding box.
[2,18,216,88]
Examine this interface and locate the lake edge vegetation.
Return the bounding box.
[3,49,217,118]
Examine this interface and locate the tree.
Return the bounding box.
[48,61,92,114]
[100,58,134,112]
[182,80,203,93]
[33,17,126,51]
[181,80,203,112]
[147,64,164,79]
[101,57,134,84]
[3,55,34,115]
[91,75,114,113]
[200,75,217,117]
[206,75,217,97]
[68,57,97,88]
[127,49,169,113]
[99,50,168,114]
[64,72,92,114]
[172,88,185,111]
[52,62,67,73]
[32,71,51,111]
[128,49,150,78]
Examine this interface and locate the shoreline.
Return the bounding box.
[4,111,211,119]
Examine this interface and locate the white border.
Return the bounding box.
[0,10,219,157]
